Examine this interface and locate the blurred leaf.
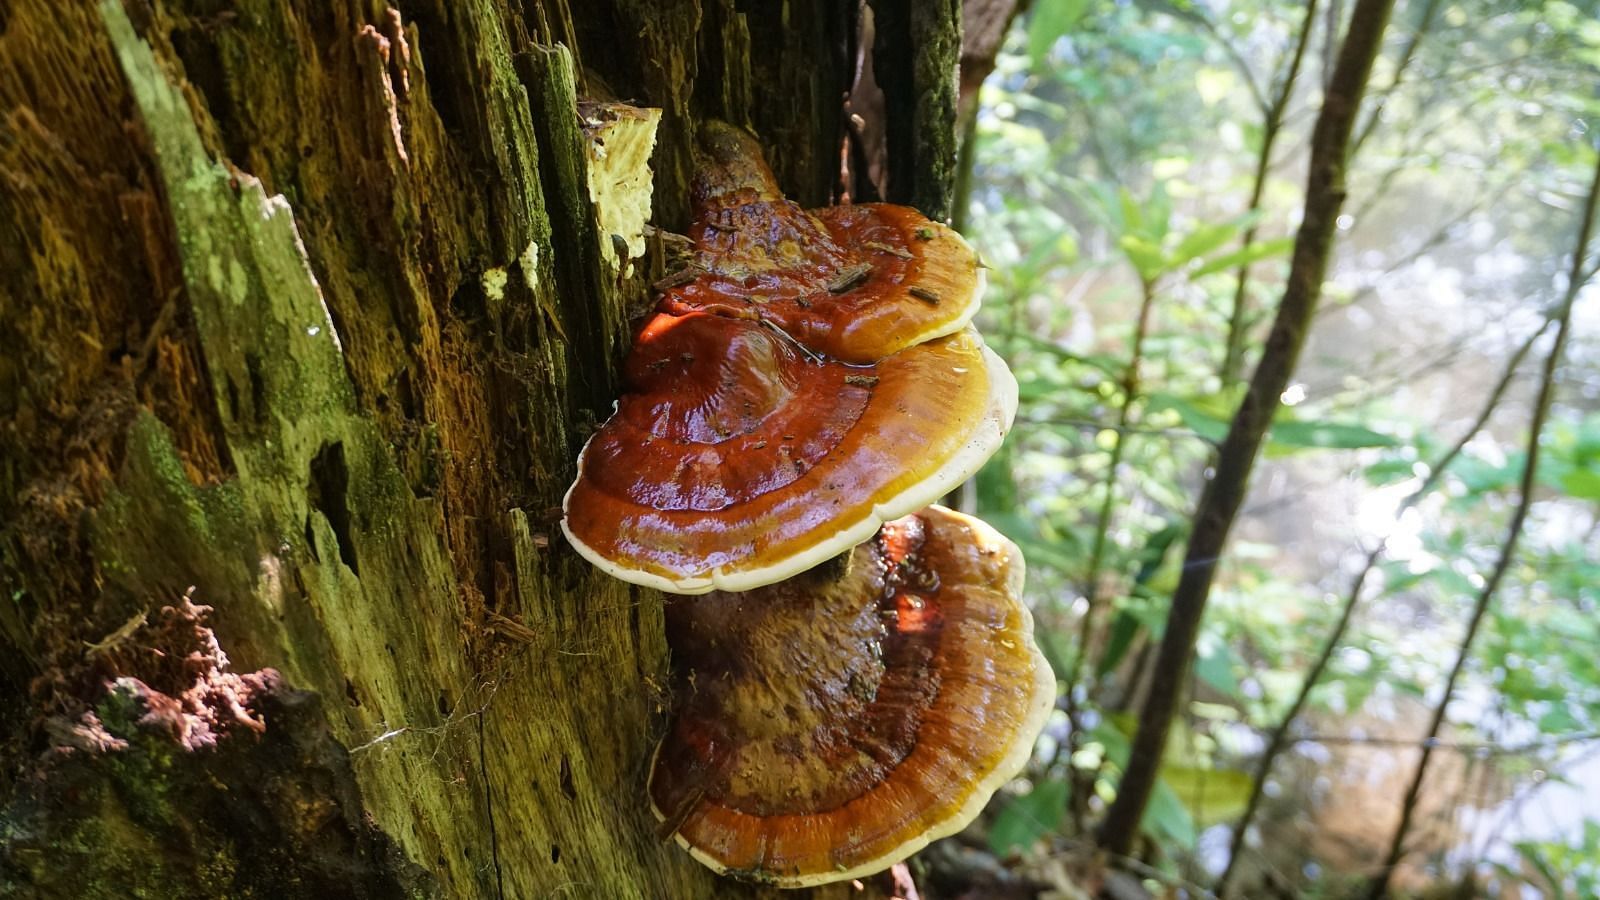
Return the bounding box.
[1014,334,1125,376]
[1093,717,1135,769]
[1027,0,1092,69]
[1170,220,1244,269]
[1133,523,1183,584]
[1266,419,1400,455]
[1573,416,1600,459]
[1118,234,1167,280]
[1137,523,1186,595]
[1152,156,1190,179]
[988,779,1069,855]
[1037,627,1077,681]
[1194,66,1235,106]
[1097,525,1184,676]
[1190,701,1241,721]
[1056,232,1081,264]
[1160,765,1254,827]
[1097,608,1144,678]
[1190,236,1295,278]
[1195,632,1243,700]
[1426,565,1480,600]
[1538,704,1582,733]
[1147,391,1233,442]
[1119,186,1144,237]
[1147,181,1172,241]
[1017,377,1066,403]
[1512,839,1571,900]
[1141,778,1197,846]
[1364,456,1420,486]
[1064,178,1124,234]
[975,443,1020,512]
[1452,453,1524,495]
[984,511,1083,574]
[1560,466,1600,500]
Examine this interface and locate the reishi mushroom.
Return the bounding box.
[560,311,1016,594]
[560,121,1014,594]
[657,121,986,364]
[557,124,1051,887]
[647,505,1055,887]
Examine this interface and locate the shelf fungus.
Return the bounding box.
[647,505,1055,886]
[560,311,1017,593]
[655,121,986,364]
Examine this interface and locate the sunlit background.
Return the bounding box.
[951,1,1600,896]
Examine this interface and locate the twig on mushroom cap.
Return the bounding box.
[756,318,827,365]
[651,265,703,291]
[828,262,874,293]
[864,240,916,260]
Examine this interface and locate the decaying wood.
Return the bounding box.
[0,0,961,896]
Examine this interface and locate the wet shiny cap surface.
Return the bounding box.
[560,313,1015,593]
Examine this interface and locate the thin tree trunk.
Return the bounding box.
[1219,0,1320,386]
[1362,146,1600,900]
[1348,0,1444,159]
[1095,0,1395,859]
[1064,275,1157,827]
[0,1,957,896]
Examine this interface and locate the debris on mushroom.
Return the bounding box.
[560,312,1017,594]
[655,121,986,364]
[648,505,1055,887]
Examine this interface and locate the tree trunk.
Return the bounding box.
[0,1,960,896]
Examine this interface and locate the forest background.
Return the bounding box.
[961,1,1600,897]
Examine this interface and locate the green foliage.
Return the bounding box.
[1188,237,1295,278]
[1027,0,1092,69]
[1161,765,1254,829]
[988,779,1071,855]
[966,0,1600,894]
[1084,717,1255,850]
[1495,820,1600,899]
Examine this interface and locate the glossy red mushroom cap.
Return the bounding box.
[560,313,1016,593]
[647,506,1055,886]
[656,121,986,364]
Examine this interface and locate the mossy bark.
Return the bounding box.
[0,0,960,897]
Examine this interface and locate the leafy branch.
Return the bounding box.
[1063,273,1160,827]
[1095,0,1397,858]
[1362,142,1600,900]
[1214,315,1552,897]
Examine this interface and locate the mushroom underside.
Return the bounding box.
[647,505,1055,887]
